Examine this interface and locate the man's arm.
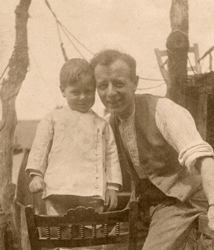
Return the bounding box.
[156,98,214,171]
[156,98,214,229]
[200,157,214,230]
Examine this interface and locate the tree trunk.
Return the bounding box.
[0,0,31,249]
[166,0,189,106]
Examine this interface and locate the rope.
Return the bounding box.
[137,83,165,90]
[0,64,9,81]
[59,22,94,55]
[44,0,58,19]
[56,22,68,61]
[0,50,16,81]
[44,0,94,59]
[170,29,188,37]
[59,24,86,60]
[139,76,164,81]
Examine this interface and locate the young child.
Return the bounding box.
[26,58,122,218]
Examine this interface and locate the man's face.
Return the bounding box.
[61,74,95,113]
[94,59,138,119]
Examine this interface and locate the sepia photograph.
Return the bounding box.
[0,1,214,249]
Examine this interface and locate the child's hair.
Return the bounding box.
[60,58,94,89]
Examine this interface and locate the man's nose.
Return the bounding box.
[106,83,116,97]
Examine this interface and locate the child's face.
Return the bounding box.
[61,75,96,113]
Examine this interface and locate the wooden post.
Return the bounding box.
[0,0,31,248]
[166,0,189,106]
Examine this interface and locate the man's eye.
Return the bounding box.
[98,83,107,90]
[114,80,124,88]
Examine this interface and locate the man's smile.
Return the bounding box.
[107,99,121,105]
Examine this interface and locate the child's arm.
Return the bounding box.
[105,188,118,211]
[26,113,54,189]
[104,122,123,210]
[29,175,45,193]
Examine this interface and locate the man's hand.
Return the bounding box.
[208,206,214,230]
[29,175,45,193]
[105,189,118,211]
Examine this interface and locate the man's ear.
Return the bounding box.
[60,86,65,97]
[132,75,139,92]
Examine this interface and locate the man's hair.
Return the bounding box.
[90,49,137,80]
[60,58,94,89]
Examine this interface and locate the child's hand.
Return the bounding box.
[105,189,118,211]
[29,176,45,193]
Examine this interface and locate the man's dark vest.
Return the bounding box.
[109,94,202,202]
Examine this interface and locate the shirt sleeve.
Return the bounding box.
[155,98,214,171]
[104,121,123,189]
[29,170,43,178]
[25,112,54,176]
[107,183,120,191]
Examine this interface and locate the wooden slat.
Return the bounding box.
[154,48,170,85]
[25,200,139,250]
[34,206,130,227]
[37,234,129,248]
[154,43,202,86]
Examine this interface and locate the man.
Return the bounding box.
[91,49,214,250]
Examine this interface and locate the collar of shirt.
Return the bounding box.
[117,106,135,125]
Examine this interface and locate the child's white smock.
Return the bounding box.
[26,106,122,200]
